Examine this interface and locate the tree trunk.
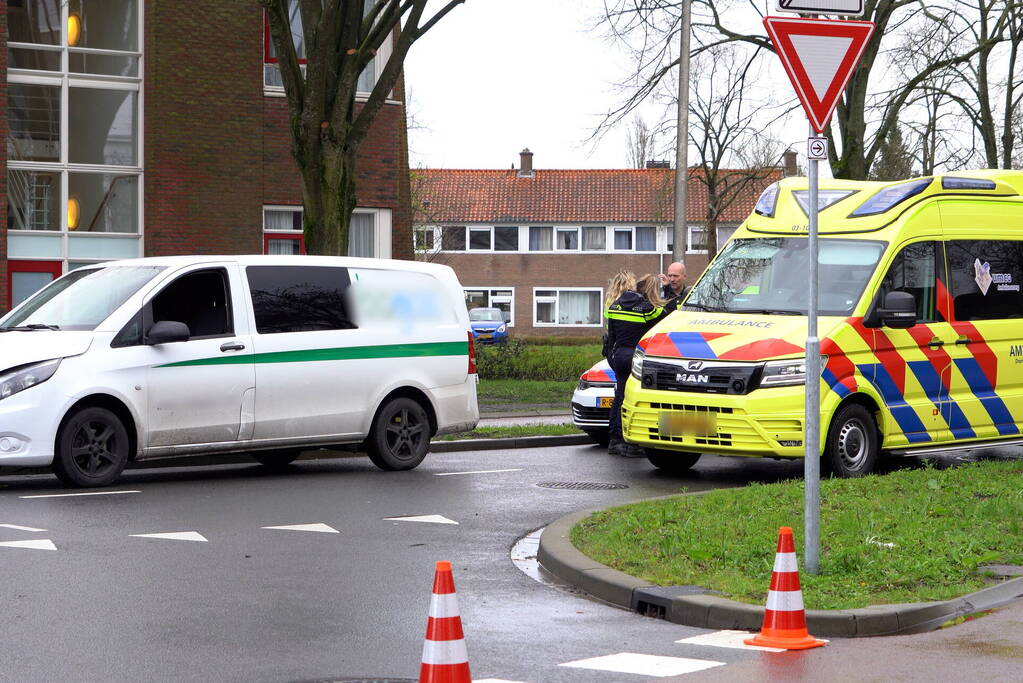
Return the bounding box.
[302,138,358,256]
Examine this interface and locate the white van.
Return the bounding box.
[0,255,479,487]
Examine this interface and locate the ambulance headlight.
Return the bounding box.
[631,347,645,380]
[0,359,61,402]
[849,178,931,217]
[760,359,807,387]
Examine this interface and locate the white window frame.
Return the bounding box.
[687,224,708,254]
[528,225,554,252]
[438,225,467,252]
[581,225,607,251]
[468,226,493,251]
[493,225,521,251]
[532,287,603,328]
[634,225,658,252]
[463,286,515,326]
[415,225,440,253]
[555,226,580,251]
[6,1,145,276]
[612,227,634,251]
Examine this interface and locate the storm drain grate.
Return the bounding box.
[536,481,629,490]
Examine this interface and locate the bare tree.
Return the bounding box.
[626,114,658,168]
[597,1,1012,180]
[261,0,464,255]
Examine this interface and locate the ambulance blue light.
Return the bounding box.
[754,183,780,217]
[942,177,997,191]
[849,178,932,217]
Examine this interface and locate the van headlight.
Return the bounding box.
[760,358,806,387]
[631,347,645,380]
[0,359,61,401]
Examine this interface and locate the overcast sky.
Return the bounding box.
[405,0,655,171]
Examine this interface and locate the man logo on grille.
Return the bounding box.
[686,360,704,371]
[676,373,709,384]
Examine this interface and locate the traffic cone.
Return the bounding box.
[420,561,471,683]
[744,527,826,650]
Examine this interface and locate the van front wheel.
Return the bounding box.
[367,397,430,471]
[53,406,130,487]
[823,404,879,477]
[646,449,701,473]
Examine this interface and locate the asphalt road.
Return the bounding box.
[0,444,1019,682]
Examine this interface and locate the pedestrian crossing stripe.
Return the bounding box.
[384,514,459,525]
[0,539,57,550]
[677,629,787,652]
[130,531,208,542]
[261,523,339,533]
[559,652,725,676]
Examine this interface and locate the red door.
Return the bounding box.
[7,260,64,311]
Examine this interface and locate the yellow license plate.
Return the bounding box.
[478,333,493,339]
[599,397,614,408]
[658,411,716,437]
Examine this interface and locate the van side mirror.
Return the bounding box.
[146,320,191,345]
[877,291,917,329]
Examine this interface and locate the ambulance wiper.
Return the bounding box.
[0,323,62,331]
[683,302,725,312]
[731,308,803,316]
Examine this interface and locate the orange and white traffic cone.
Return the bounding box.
[744,526,826,650]
[420,561,471,683]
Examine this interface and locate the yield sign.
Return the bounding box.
[764,17,875,133]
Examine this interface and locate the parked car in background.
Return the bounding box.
[468,307,510,343]
[570,359,616,446]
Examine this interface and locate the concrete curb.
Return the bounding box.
[431,434,590,452]
[537,505,1023,637]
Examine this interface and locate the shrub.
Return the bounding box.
[475,339,602,381]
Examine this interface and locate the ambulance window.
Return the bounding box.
[246,265,355,333]
[947,240,1023,321]
[878,242,938,322]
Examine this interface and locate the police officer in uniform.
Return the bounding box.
[604,272,668,456]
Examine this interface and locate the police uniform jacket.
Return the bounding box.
[604,291,667,359]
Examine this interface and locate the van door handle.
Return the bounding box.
[220,342,246,352]
[955,337,973,345]
[927,337,944,347]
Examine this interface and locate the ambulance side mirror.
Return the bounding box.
[877,291,917,329]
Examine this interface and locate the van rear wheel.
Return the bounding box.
[366,397,430,471]
[823,404,879,477]
[53,406,130,487]
[646,449,701,473]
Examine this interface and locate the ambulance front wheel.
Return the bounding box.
[366,397,430,471]
[823,403,880,478]
[646,449,701,473]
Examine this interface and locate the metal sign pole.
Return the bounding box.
[805,124,821,575]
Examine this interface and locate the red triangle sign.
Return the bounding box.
[764,17,875,134]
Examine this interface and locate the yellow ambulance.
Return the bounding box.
[622,170,1023,477]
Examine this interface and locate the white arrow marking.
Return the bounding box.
[383,515,459,525]
[434,468,523,476]
[130,531,208,542]
[0,539,57,551]
[0,524,46,532]
[261,523,339,533]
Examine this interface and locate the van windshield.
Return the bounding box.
[1,266,165,331]
[684,237,887,316]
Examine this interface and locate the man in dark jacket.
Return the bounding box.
[660,261,689,311]
[605,286,666,456]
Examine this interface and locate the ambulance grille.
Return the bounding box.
[640,359,763,395]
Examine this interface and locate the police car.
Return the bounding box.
[570,359,616,446]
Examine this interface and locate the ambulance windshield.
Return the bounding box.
[684,237,886,316]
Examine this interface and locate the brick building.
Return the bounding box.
[415,150,784,338]
[2,0,412,313]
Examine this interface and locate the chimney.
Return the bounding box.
[518,148,534,177]
[783,149,798,177]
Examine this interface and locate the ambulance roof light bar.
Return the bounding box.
[849,178,932,218]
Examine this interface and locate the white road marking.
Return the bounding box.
[677,630,787,652]
[0,539,57,551]
[261,523,339,533]
[559,652,725,677]
[473,679,527,683]
[20,490,141,499]
[130,531,208,542]
[433,468,523,476]
[0,524,46,532]
[383,514,458,525]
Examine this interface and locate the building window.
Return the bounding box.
[613,228,633,250]
[582,226,606,251]
[264,0,380,95]
[415,227,437,251]
[529,226,553,251]
[533,288,602,327]
[463,287,514,325]
[262,206,389,258]
[469,227,492,250]
[6,0,143,305]
[688,225,708,254]
[636,226,657,251]
[494,226,518,251]
[556,227,579,250]
[441,226,466,251]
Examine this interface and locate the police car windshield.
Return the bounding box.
[684,237,886,317]
[1,265,165,331]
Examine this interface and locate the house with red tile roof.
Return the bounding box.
[414,150,789,337]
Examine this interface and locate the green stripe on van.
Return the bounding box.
[157,340,468,368]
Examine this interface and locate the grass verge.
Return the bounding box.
[435,423,577,440]
[477,379,577,406]
[570,459,1023,610]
